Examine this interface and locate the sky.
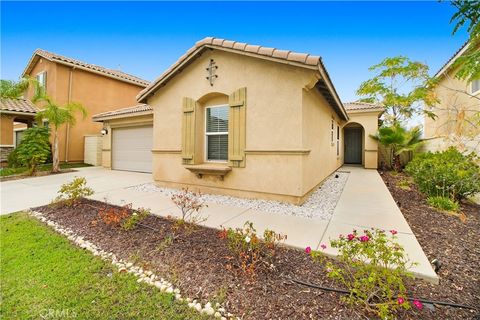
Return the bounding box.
[0,1,469,107]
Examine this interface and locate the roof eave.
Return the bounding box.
[22,51,149,88]
[92,110,153,122]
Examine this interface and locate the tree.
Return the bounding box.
[0,77,44,100]
[8,127,51,175]
[450,0,480,81]
[35,97,87,173]
[371,124,423,171]
[357,56,438,125]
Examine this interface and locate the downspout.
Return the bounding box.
[65,67,74,162]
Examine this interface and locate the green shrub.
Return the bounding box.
[121,207,150,231]
[8,127,51,174]
[54,177,94,206]
[309,229,417,320]
[405,147,480,200]
[427,196,459,212]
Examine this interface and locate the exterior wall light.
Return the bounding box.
[101,128,108,135]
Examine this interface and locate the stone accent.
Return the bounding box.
[0,146,14,163]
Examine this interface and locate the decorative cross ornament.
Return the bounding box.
[206,59,218,86]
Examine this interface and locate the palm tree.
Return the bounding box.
[372,124,423,171]
[0,77,43,100]
[35,97,87,173]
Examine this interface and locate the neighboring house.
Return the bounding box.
[93,37,382,204]
[0,98,38,165]
[423,41,480,154]
[19,49,150,164]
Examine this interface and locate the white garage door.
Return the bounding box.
[112,126,153,173]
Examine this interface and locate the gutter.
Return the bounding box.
[65,67,74,162]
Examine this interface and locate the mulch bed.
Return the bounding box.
[380,171,480,320]
[33,191,479,319]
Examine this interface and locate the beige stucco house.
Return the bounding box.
[93,37,382,204]
[12,49,150,164]
[424,41,480,154]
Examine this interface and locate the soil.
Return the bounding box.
[380,171,480,320]
[33,188,480,319]
[0,169,75,182]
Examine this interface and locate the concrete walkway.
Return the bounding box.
[1,166,438,283]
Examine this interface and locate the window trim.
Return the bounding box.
[471,79,480,96]
[204,104,229,163]
[36,71,47,93]
[336,122,340,156]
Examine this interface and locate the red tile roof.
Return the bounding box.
[137,37,348,120]
[0,97,38,114]
[22,49,150,87]
[344,101,384,112]
[92,104,152,121]
[434,40,470,78]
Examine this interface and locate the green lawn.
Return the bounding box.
[0,213,208,319]
[0,162,91,177]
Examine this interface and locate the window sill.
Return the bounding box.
[184,163,232,181]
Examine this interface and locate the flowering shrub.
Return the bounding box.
[405,147,480,200]
[54,177,94,206]
[121,207,150,231]
[309,228,419,320]
[218,221,286,276]
[98,203,131,227]
[171,188,207,226]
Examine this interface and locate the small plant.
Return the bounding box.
[121,207,150,231]
[219,221,286,276]
[54,177,94,206]
[171,188,207,226]
[156,235,174,252]
[427,196,459,212]
[98,203,131,226]
[308,229,419,320]
[396,178,411,191]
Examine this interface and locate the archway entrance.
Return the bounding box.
[344,123,364,165]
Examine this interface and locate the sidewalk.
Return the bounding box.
[90,166,438,284]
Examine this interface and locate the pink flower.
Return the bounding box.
[359,235,370,242]
[390,230,398,235]
[413,299,423,310]
[347,234,355,241]
[397,297,405,305]
[320,244,327,250]
[305,246,312,254]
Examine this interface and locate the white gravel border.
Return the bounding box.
[130,171,349,220]
[28,210,236,320]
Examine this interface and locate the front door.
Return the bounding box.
[344,127,362,164]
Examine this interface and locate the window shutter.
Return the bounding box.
[228,87,247,167]
[181,97,196,165]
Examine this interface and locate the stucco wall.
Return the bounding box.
[1,115,14,146]
[147,50,334,203]
[344,111,380,169]
[424,67,480,154]
[301,88,344,195]
[25,57,146,162]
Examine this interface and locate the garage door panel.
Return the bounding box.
[112,126,153,173]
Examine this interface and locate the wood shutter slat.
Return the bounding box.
[228,87,247,167]
[181,97,196,164]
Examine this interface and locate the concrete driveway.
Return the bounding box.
[0,167,152,214]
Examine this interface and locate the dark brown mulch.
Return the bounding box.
[34,195,478,320]
[0,169,75,182]
[380,171,480,320]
